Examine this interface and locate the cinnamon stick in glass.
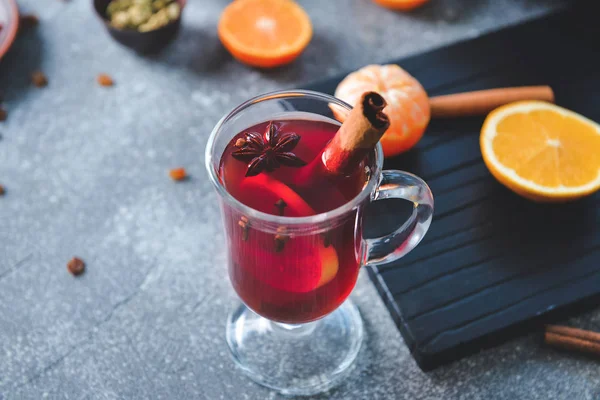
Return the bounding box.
[293,91,390,187]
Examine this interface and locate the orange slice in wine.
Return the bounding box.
[237,174,339,292]
[240,174,314,216]
[242,238,339,293]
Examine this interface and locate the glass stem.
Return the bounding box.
[270,320,318,337]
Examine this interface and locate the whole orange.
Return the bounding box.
[334,64,430,157]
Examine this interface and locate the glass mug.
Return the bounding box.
[205,90,433,396]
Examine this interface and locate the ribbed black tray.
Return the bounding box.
[304,2,600,370]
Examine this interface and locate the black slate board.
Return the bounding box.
[303,2,600,371]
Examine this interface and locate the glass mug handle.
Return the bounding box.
[364,170,434,267]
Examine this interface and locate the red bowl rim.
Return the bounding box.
[0,0,19,61]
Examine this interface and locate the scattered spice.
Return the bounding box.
[97,73,114,87]
[31,71,48,88]
[0,185,4,196]
[293,92,389,188]
[169,167,187,181]
[67,257,85,276]
[106,0,181,32]
[0,107,6,122]
[274,198,287,216]
[274,226,289,252]
[234,138,246,148]
[19,14,39,32]
[232,122,306,177]
[239,216,249,241]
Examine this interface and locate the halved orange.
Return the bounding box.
[218,0,312,68]
[372,0,429,11]
[334,64,430,157]
[481,101,600,202]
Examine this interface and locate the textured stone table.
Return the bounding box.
[2,0,598,399]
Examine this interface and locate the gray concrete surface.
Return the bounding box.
[2,0,598,399]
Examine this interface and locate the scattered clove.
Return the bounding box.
[274,226,289,252]
[97,73,114,87]
[321,231,332,248]
[239,216,249,241]
[67,257,85,276]
[31,71,48,88]
[169,167,187,181]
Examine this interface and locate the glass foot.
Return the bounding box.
[226,299,364,396]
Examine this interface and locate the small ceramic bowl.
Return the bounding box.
[93,0,186,54]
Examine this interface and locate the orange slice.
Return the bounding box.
[237,174,339,291]
[315,245,339,288]
[241,239,338,293]
[372,0,429,11]
[217,0,312,68]
[334,64,430,157]
[481,101,600,202]
[240,174,315,217]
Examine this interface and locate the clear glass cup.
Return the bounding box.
[205,90,434,396]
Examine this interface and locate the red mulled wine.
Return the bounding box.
[218,118,367,323]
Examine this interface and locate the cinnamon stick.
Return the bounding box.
[429,86,555,118]
[323,92,390,176]
[294,92,389,187]
[544,325,600,358]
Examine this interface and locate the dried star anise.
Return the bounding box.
[232,122,307,177]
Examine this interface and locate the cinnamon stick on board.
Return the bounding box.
[544,325,600,358]
[429,86,555,118]
[294,91,390,186]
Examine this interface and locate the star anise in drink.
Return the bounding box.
[232,122,307,177]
